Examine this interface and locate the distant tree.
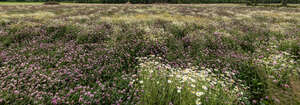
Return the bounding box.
[246,0,253,6]
[246,0,258,6]
[44,0,60,5]
[281,0,288,6]
[253,0,258,6]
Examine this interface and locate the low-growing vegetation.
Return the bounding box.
[0,4,299,105]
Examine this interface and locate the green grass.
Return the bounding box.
[0,4,299,105]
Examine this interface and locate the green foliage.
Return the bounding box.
[233,61,268,101]
[0,0,299,3]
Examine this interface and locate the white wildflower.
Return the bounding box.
[190,78,196,83]
[196,98,202,105]
[168,80,172,83]
[177,86,182,90]
[191,84,196,88]
[202,86,208,90]
[196,91,204,97]
[207,68,212,72]
[149,70,153,73]
[176,87,182,93]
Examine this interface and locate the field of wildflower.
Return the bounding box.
[0,3,299,105]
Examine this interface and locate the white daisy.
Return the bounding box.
[196,91,204,97]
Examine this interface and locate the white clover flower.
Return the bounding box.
[196,98,202,105]
[290,60,295,63]
[129,81,134,85]
[177,89,181,93]
[231,72,236,75]
[166,65,171,69]
[149,70,153,73]
[183,69,190,74]
[234,87,239,91]
[207,68,212,72]
[190,78,196,83]
[191,91,196,94]
[191,84,196,88]
[196,91,204,97]
[182,76,188,81]
[144,26,151,33]
[168,80,172,83]
[202,86,208,90]
[139,80,143,84]
[282,51,290,55]
[177,86,182,90]
[210,81,217,85]
[176,74,181,78]
[185,68,192,71]
[221,83,225,87]
[139,63,145,67]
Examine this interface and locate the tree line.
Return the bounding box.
[0,0,298,4]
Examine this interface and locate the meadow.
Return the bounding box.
[0,3,299,105]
